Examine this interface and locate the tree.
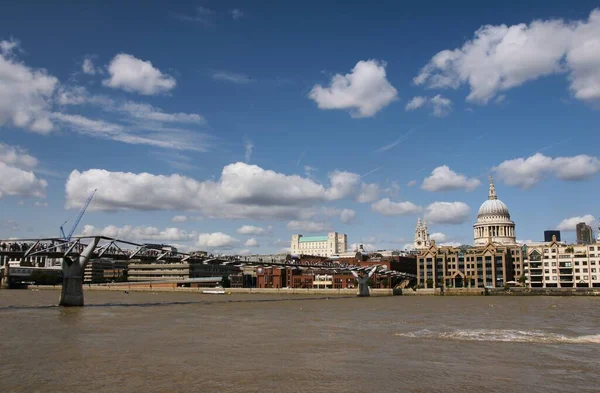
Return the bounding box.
[426,278,434,288]
[518,274,527,286]
[221,275,231,288]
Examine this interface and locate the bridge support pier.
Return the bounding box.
[1,258,9,289]
[59,237,99,307]
[352,266,378,297]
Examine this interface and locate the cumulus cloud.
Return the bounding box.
[287,221,331,233]
[82,57,99,75]
[0,39,57,133]
[197,232,238,249]
[0,162,47,199]
[340,209,356,224]
[425,201,471,224]
[0,143,38,169]
[244,238,259,247]
[309,59,398,117]
[430,232,448,242]
[103,53,176,95]
[171,215,188,223]
[80,224,198,242]
[405,96,427,111]
[421,165,481,192]
[65,162,369,221]
[556,214,596,231]
[414,9,600,104]
[407,180,417,187]
[236,225,271,235]
[493,153,600,188]
[371,198,423,216]
[404,95,452,117]
[0,143,46,199]
[357,183,380,203]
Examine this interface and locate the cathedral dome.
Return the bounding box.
[477,199,510,219]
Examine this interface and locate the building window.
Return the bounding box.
[551,262,556,266]
[552,276,557,280]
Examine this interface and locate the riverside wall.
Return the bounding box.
[20,285,600,296]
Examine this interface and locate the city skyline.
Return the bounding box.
[1,0,599,254]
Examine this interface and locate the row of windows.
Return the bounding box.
[545,276,599,281]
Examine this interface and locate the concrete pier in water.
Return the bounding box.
[59,237,99,307]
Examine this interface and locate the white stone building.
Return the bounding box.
[414,218,431,250]
[290,232,347,257]
[473,177,516,245]
[526,239,600,288]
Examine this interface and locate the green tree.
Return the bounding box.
[221,275,231,288]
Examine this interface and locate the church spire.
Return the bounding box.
[488,176,497,200]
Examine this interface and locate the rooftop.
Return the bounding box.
[299,236,328,243]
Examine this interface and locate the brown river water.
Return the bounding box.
[1,290,599,393]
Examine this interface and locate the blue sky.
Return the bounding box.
[1,0,599,253]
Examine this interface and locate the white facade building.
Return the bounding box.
[526,240,600,288]
[414,218,431,250]
[473,177,516,246]
[291,232,347,257]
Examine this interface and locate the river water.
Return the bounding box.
[1,290,599,393]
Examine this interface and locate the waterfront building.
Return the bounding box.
[576,222,594,245]
[84,259,129,284]
[416,240,522,289]
[473,178,516,245]
[525,239,600,288]
[544,230,561,242]
[127,259,237,282]
[290,232,347,257]
[413,218,431,249]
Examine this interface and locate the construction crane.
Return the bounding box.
[60,189,97,241]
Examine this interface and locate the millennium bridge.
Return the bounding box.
[0,236,416,306]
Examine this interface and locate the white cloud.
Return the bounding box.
[119,102,204,124]
[231,9,243,20]
[245,140,253,163]
[51,112,208,152]
[357,183,380,203]
[65,162,366,220]
[80,224,197,242]
[309,59,398,117]
[439,241,462,247]
[340,209,356,224]
[0,162,47,199]
[421,165,481,192]
[493,153,600,188]
[0,39,57,133]
[197,232,238,249]
[287,221,331,233]
[244,238,259,247]
[0,143,38,169]
[34,201,48,207]
[350,243,378,251]
[236,225,271,235]
[325,171,361,200]
[82,57,98,75]
[404,95,452,117]
[556,214,596,231]
[430,94,452,117]
[371,198,423,216]
[212,71,253,84]
[172,215,188,223]
[414,9,600,104]
[103,53,176,95]
[405,96,427,111]
[174,6,215,26]
[407,180,417,187]
[425,201,471,224]
[403,243,415,251]
[430,232,447,242]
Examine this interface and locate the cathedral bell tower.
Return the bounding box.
[414,218,431,249]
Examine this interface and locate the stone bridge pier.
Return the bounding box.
[59,237,99,307]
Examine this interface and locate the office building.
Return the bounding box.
[576,223,594,245]
[290,232,347,257]
[544,230,561,242]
